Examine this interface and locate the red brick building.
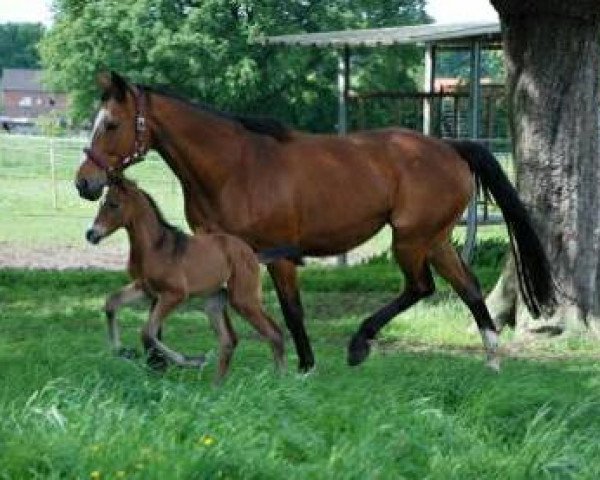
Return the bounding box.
[0,68,67,121]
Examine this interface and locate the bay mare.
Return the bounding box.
[76,72,556,372]
[86,176,285,381]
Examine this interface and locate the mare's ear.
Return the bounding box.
[96,70,129,103]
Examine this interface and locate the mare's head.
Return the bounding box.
[86,176,140,244]
[76,71,148,201]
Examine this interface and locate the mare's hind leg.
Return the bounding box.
[104,281,146,357]
[205,290,238,382]
[268,260,313,372]
[429,240,500,371]
[348,244,435,366]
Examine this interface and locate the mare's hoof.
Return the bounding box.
[298,359,315,374]
[486,356,501,373]
[347,334,371,366]
[116,347,140,360]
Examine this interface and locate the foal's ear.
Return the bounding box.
[96,71,128,103]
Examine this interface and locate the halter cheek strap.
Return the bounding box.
[83,85,149,172]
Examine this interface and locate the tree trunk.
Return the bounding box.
[488,0,600,335]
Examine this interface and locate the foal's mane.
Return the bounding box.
[117,177,188,256]
[139,84,292,142]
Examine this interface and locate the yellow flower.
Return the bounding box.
[90,471,101,480]
[200,435,216,446]
[140,447,152,457]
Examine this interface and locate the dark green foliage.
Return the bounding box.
[0,23,45,72]
[41,0,429,128]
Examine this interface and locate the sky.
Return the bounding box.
[0,0,499,26]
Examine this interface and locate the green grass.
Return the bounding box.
[1,262,600,479]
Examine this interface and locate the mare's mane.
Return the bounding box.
[140,85,292,142]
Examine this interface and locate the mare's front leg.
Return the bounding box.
[104,281,146,358]
[267,260,314,372]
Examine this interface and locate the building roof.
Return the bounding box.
[1,68,45,92]
[260,21,501,48]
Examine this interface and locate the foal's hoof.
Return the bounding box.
[348,334,371,366]
[147,351,168,372]
[116,347,140,360]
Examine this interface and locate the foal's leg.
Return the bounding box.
[104,281,146,356]
[141,292,205,370]
[229,289,286,373]
[429,240,500,371]
[205,290,238,382]
[348,245,435,366]
[267,260,313,372]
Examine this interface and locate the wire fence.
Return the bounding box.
[0,132,511,266]
[0,133,183,215]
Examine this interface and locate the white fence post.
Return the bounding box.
[50,138,58,209]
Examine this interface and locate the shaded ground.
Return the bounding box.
[0,241,382,270]
[0,241,126,270]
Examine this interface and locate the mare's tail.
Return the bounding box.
[447,140,557,318]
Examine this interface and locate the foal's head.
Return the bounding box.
[86,177,140,244]
[76,71,149,201]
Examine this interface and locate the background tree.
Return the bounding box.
[0,23,45,71]
[486,0,600,334]
[40,0,429,130]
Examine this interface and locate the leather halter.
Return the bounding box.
[83,85,149,172]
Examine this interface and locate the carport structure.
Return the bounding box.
[261,21,503,262]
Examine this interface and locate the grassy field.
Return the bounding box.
[2,253,600,479]
[0,134,186,247]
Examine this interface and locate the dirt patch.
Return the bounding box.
[376,338,600,362]
[0,241,128,270]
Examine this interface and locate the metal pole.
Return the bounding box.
[469,40,482,139]
[337,45,350,266]
[422,43,436,135]
[337,45,350,136]
[462,39,482,263]
[50,138,58,209]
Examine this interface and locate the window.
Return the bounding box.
[19,96,32,107]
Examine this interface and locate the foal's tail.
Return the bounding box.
[257,245,304,266]
[447,140,557,318]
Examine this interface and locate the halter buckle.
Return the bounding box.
[136,115,146,132]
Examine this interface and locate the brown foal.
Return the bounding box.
[86,176,285,380]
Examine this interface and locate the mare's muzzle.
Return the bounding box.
[76,178,105,201]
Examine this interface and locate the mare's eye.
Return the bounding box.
[105,121,119,131]
[107,201,119,209]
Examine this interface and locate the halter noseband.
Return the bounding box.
[83,85,149,172]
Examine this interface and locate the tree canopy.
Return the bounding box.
[40,0,429,130]
[0,23,45,71]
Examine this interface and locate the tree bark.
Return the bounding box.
[488,0,600,335]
